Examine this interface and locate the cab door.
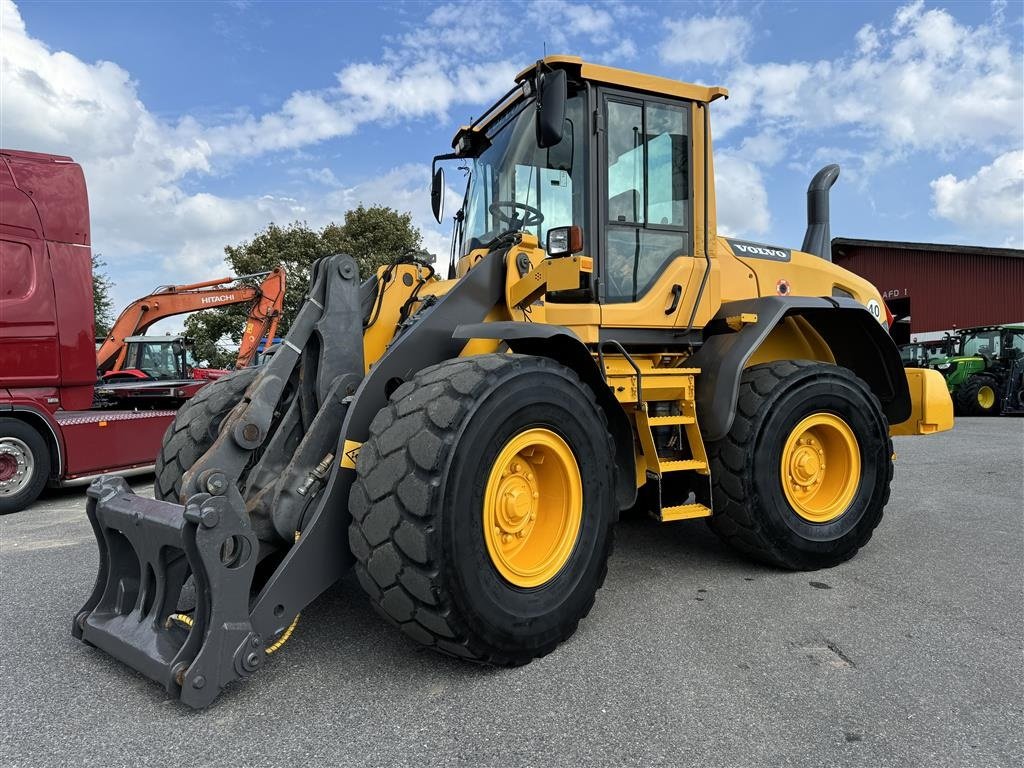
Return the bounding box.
[597,90,698,335]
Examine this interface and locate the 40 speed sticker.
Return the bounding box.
[865,298,882,320]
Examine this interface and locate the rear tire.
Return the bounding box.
[707,361,892,570]
[956,374,1002,416]
[154,367,258,502]
[0,418,51,515]
[348,354,616,665]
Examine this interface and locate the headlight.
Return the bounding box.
[936,362,955,372]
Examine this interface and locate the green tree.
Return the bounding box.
[184,206,424,367]
[92,253,116,338]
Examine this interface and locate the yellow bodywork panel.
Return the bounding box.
[362,263,438,372]
[747,316,835,367]
[890,368,954,436]
[508,255,592,308]
[732,245,885,316]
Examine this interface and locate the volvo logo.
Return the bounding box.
[725,238,791,262]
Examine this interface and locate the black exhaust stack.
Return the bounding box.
[801,164,840,261]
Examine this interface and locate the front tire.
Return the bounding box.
[348,354,616,664]
[707,361,892,570]
[956,374,1002,416]
[154,367,258,502]
[0,418,51,515]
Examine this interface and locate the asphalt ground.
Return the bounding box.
[1,417,1021,768]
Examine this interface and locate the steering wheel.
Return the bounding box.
[489,200,544,228]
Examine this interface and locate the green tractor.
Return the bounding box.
[934,324,1024,416]
[900,336,955,369]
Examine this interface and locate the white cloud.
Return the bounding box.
[594,37,638,65]
[526,1,616,48]
[706,0,1023,247]
[334,59,517,124]
[0,0,512,307]
[736,131,788,166]
[400,2,512,52]
[714,1,1023,157]
[321,164,458,261]
[713,153,771,237]
[659,15,753,66]
[930,150,1024,242]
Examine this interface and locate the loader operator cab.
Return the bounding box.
[435,57,717,327]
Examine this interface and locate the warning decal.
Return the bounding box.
[340,440,363,469]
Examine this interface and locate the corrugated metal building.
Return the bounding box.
[831,238,1024,343]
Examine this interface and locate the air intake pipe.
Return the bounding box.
[801,164,840,261]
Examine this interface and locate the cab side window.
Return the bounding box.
[605,97,690,303]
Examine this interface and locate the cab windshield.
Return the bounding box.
[959,330,1001,357]
[125,340,194,379]
[461,91,585,256]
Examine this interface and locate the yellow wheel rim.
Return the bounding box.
[483,428,582,588]
[780,413,860,524]
[978,385,995,409]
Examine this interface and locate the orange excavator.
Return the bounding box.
[96,268,286,378]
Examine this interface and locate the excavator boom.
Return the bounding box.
[96,268,286,374]
[235,268,286,369]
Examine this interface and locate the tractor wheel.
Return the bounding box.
[707,360,892,570]
[956,374,1002,416]
[0,418,51,515]
[348,354,616,665]
[154,367,258,502]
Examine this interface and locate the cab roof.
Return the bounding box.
[515,56,728,104]
[125,335,185,343]
[451,55,727,150]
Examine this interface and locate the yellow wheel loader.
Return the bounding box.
[73,57,953,708]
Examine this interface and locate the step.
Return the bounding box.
[658,459,707,473]
[660,503,712,522]
[647,414,696,426]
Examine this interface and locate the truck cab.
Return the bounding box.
[1,149,176,513]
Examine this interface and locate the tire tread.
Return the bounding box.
[349,354,616,665]
[707,360,893,570]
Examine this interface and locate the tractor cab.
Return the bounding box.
[900,336,956,368]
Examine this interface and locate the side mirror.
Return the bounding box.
[546,119,573,172]
[536,69,567,149]
[431,166,445,224]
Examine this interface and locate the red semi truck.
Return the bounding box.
[0,149,176,514]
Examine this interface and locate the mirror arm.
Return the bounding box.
[431,152,460,178]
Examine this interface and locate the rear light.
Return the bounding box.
[883,300,894,330]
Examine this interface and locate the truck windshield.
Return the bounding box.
[461,91,585,256]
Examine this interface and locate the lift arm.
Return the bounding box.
[96,268,286,374]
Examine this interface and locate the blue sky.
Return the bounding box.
[3,0,1022,320]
